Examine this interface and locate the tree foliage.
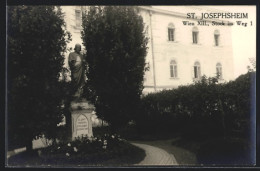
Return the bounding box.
[81,6,148,131]
[7,6,71,151]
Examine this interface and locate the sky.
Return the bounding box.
[153,6,256,79]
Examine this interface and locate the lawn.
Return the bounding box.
[171,136,254,166]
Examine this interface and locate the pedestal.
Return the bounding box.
[70,99,95,140]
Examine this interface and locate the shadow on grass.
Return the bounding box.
[172,136,253,166]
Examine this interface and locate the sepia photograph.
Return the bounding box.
[5,3,257,168]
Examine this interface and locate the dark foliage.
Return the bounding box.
[8,134,145,166]
[7,6,71,151]
[81,6,148,132]
[197,137,252,165]
[136,72,255,139]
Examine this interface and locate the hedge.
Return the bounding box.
[135,72,255,139]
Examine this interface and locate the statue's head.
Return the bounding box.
[74,44,81,53]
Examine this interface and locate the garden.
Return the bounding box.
[7,4,256,167]
[124,71,256,165]
[7,6,148,167]
[8,133,145,166]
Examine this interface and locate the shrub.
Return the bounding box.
[40,134,144,165]
[136,72,255,139]
[8,133,145,166]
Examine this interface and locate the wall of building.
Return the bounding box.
[60,6,235,94]
[140,6,234,93]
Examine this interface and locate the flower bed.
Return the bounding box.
[38,134,145,166]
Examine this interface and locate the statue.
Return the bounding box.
[68,44,86,98]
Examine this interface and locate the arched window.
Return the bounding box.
[168,23,175,41]
[214,30,220,46]
[170,60,178,78]
[192,27,199,44]
[194,61,201,78]
[216,63,222,79]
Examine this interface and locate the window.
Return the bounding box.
[192,27,199,44]
[194,61,201,79]
[75,10,81,27]
[168,23,175,41]
[214,30,220,46]
[170,60,178,78]
[216,63,222,79]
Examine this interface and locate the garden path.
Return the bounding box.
[132,143,178,166]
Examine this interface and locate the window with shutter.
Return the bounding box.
[194,61,201,79]
[216,63,223,79]
[192,27,199,44]
[214,30,220,46]
[170,60,178,78]
[168,23,175,41]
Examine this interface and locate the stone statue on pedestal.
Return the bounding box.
[67,44,94,139]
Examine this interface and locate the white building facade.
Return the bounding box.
[61,6,235,94]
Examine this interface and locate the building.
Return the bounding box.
[61,6,234,94]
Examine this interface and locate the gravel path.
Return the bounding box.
[132,143,178,166]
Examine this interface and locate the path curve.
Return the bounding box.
[132,143,178,166]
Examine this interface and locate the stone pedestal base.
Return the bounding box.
[70,99,95,140]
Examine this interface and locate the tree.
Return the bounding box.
[7,6,71,152]
[247,57,256,72]
[81,6,148,132]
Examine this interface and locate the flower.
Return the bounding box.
[66,153,70,157]
[102,145,107,149]
[111,135,115,139]
[57,146,60,149]
[90,137,97,142]
[73,147,78,152]
[67,143,71,147]
[103,140,107,145]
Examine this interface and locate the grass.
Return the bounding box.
[196,136,253,165]
[7,141,145,167]
[171,135,253,166]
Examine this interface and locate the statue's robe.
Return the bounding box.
[68,52,86,90]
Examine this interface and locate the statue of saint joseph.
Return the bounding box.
[68,44,86,97]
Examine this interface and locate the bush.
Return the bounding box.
[136,72,255,139]
[39,134,145,165]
